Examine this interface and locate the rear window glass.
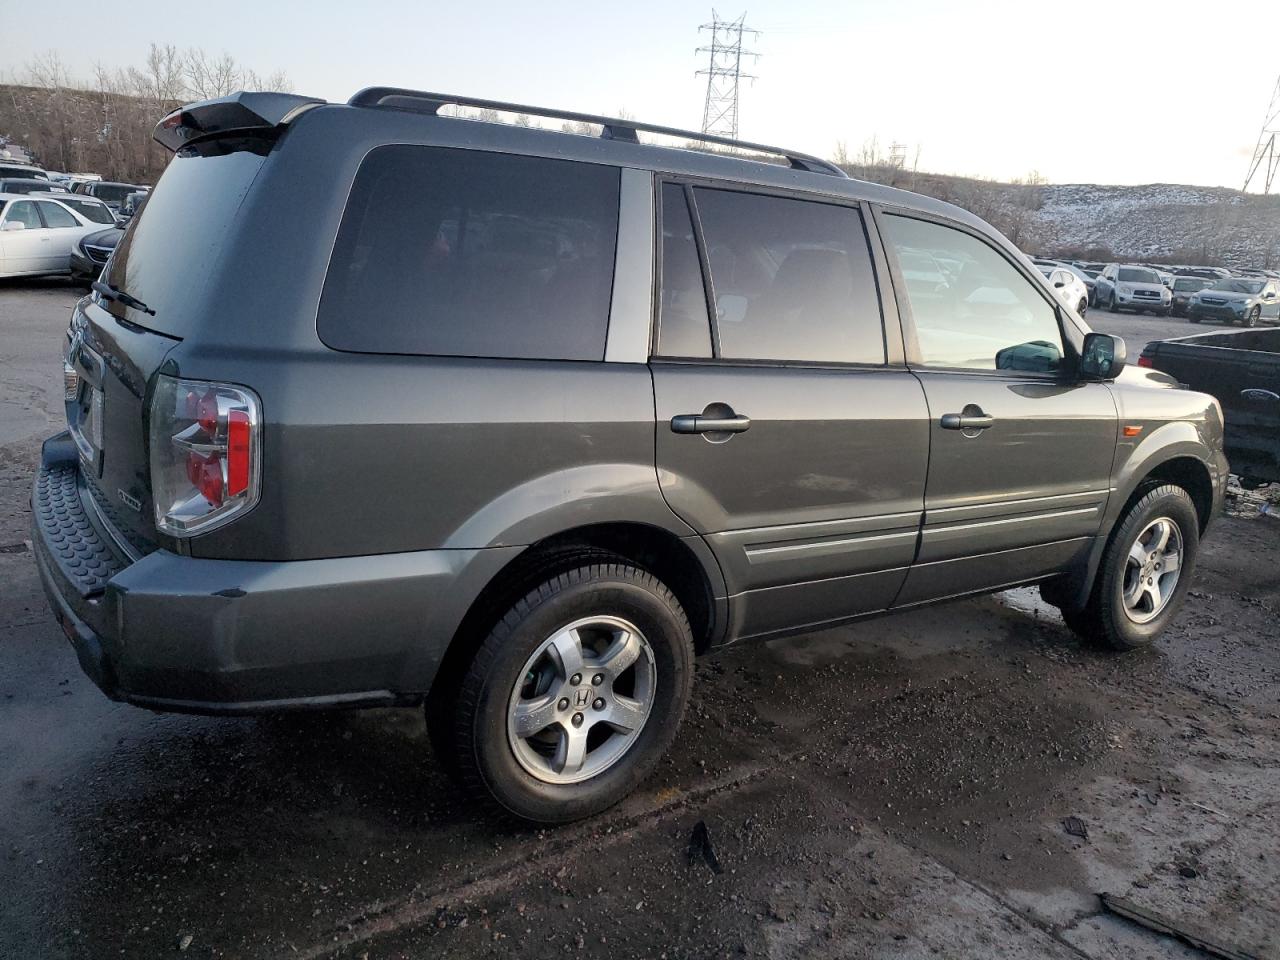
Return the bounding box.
[104,149,267,336]
[318,145,620,361]
[60,197,116,224]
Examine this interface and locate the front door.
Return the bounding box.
[875,210,1118,605]
[0,200,48,274]
[650,182,930,640]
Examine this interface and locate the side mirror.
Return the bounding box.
[1,220,25,232]
[1080,332,1127,380]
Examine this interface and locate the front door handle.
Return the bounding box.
[940,411,994,431]
[671,412,751,434]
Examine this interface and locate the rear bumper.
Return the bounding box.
[32,433,517,714]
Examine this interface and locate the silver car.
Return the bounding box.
[1097,264,1171,315]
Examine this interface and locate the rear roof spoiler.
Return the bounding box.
[153,92,325,152]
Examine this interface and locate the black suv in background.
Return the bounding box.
[33,90,1227,823]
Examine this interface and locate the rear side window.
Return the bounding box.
[692,188,884,364]
[319,146,620,361]
[37,201,78,228]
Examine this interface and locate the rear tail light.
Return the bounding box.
[149,376,261,536]
[1137,354,1154,368]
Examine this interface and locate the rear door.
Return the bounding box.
[651,182,930,640]
[33,199,86,270]
[874,209,1118,605]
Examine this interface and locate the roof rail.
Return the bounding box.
[348,87,847,178]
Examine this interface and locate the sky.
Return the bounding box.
[6,0,1279,189]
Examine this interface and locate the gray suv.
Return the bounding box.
[33,89,1228,823]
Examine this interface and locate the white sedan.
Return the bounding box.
[0,193,117,279]
[1035,262,1090,318]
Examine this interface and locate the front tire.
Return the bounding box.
[1245,306,1261,328]
[1077,297,1089,318]
[1062,484,1199,650]
[449,558,694,823]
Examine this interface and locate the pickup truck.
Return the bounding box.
[1141,328,1280,487]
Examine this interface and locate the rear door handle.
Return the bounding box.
[940,412,994,431]
[671,413,751,434]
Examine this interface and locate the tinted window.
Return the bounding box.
[3,200,41,229]
[60,197,115,224]
[105,149,267,336]
[657,184,711,358]
[692,188,884,364]
[37,201,78,228]
[91,184,134,204]
[882,215,1064,373]
[319,146,620,361]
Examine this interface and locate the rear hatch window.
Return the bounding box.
[103,147,268,336]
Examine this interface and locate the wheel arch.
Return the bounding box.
[1052,439,1219,612]
[423,521,728,712]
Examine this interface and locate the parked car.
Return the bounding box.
[1096,264,1172,314]
[69,225,123,285]
[0,193,115,278]
[76,180,148,212]
[1141,329,1280,488]
[0,163,48,181]
[32,89,1227,824]
[1170,276,1212,316]
[1186,277,1280,327]
[1033,261,1090,316]
[118,189,149,219]
[1173,266,1232,281]
[0,177,66,195]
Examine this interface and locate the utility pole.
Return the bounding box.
[696,10,758,140]
[1243,72,1280,193]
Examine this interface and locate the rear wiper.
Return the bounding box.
[92,280,155,316]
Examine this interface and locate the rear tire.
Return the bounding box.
[1061,484,1199,651]
[448,558,694,823]
[1077,297,1088,318]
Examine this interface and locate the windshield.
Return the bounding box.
[59,197,116,224]
[1173,278,1208,292]
[1210,279,1264,294]
[104,147,267,335]
[1118,267,1159,283]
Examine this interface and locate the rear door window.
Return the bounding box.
[690,188,885,364]
[656,184,712,358]
[36,201,78,228]
[319,145,620,361]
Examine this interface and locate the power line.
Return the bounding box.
[696,10,758,140]
[1244,72,1280,193]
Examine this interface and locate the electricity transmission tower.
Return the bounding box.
[696,11,758,140]
[1243,73,1280,193]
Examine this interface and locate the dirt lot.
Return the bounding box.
[1,282,1277,959]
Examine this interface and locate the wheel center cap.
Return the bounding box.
[572,687,591,709]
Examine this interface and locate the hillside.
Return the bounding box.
[1033,182,1280,267]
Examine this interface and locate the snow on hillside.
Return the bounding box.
[1032,182,1280,266]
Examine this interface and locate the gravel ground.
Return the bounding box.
[1,280,1277,960]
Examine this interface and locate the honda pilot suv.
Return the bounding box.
[33,89,1228,823]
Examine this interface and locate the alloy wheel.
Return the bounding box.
[506,616,657,785]
[1121,517,1183,625]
